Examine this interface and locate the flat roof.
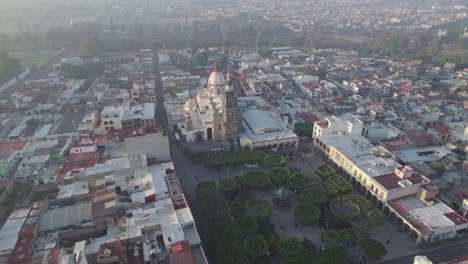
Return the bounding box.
[243,109,282,134]
[389,196,468,234]
[57,181,89,199]
[0,208,30,254]
[38,201,93,233]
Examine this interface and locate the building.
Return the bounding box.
[0,141,28,177]
[101,102,156,131]
[180,68,241,148]
[313,117,468,243]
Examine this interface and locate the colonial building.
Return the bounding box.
[182,68,240,149]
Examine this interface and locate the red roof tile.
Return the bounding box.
[0,141,28,153]
[171,241,194,264]
[298,112,320,123]
[428,124,451,135]
[375,174,425,190]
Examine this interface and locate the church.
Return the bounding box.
[182,68,240,150]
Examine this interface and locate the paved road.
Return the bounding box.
[381,237,468,264]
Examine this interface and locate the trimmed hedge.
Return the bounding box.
[230,201,246,218]
[320,181,339,198]
[218,178,238,199]
[286,172,314,192]
[351,195,385,226]
[320,228,341,246]
[277,237,305,259]
[243,235,269,259]
[264,153,286,167]
[329,197,360,222]
[243,171,272,189]
[315,164,336,180]
[294,203,321,225]
[236,216,259,235]
[299,187,328,207]
[245,199,273,220]
[328,175,352,194]
[269,167,291,185]
[359,239,387,259]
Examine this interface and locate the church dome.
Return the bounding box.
[207,70,226,88]
[207,69,226,97]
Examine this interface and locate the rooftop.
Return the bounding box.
[243,109,282,134]
[0,141,28,153]
[38,201,93,233]
[374,173,427,190]
[0,207,30,255]
[389,196,468,234]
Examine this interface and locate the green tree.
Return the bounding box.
[269,167,291,185]
[286,172,314,192]
[299,187,328,207]
[243,235,269,259]
[219,178,238,200]
[359,239,387,259]
[294,203,321,225]
[277,237,305,259]
[243,171,272,189]
[245,199,272,220]
[236,216,258,235]
[0,52,21,85]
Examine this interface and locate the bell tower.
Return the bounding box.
[222,74,239,151]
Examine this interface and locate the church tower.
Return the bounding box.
[222,74,239,151]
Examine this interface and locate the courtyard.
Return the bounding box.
[171,140,421,263]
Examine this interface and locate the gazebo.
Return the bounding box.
[272,187,292,210]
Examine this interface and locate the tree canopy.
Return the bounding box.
[0,52,21,85]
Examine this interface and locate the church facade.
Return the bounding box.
[183,68,240,150]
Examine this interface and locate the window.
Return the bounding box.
[104,121,108,125]
[114,114,118,118]
[109,121,114,125]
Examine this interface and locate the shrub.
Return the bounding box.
[264,153,286,167]
[243,235,269,259]
[245,199,273,220]
[236,216,258,235]
[294,203,321,225]
[216,241,249,264]
[320,228,341,246]
[269,167,291,185]
[240,150,262,164]
[277,237,305,259]
[359,239,387,259]
[210,220,238,245]
[320,181,339,198]
[243,171,272,189]
[286,172,314,192]
[218,178,238,199]
[299,187,328,207]
[302,238,316,252]
[230,201,246,218]
[328,175,352,194]
[203,153,225,169]
[351,195,385,226]
[315,164,336,180]
[329,197,360,222]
